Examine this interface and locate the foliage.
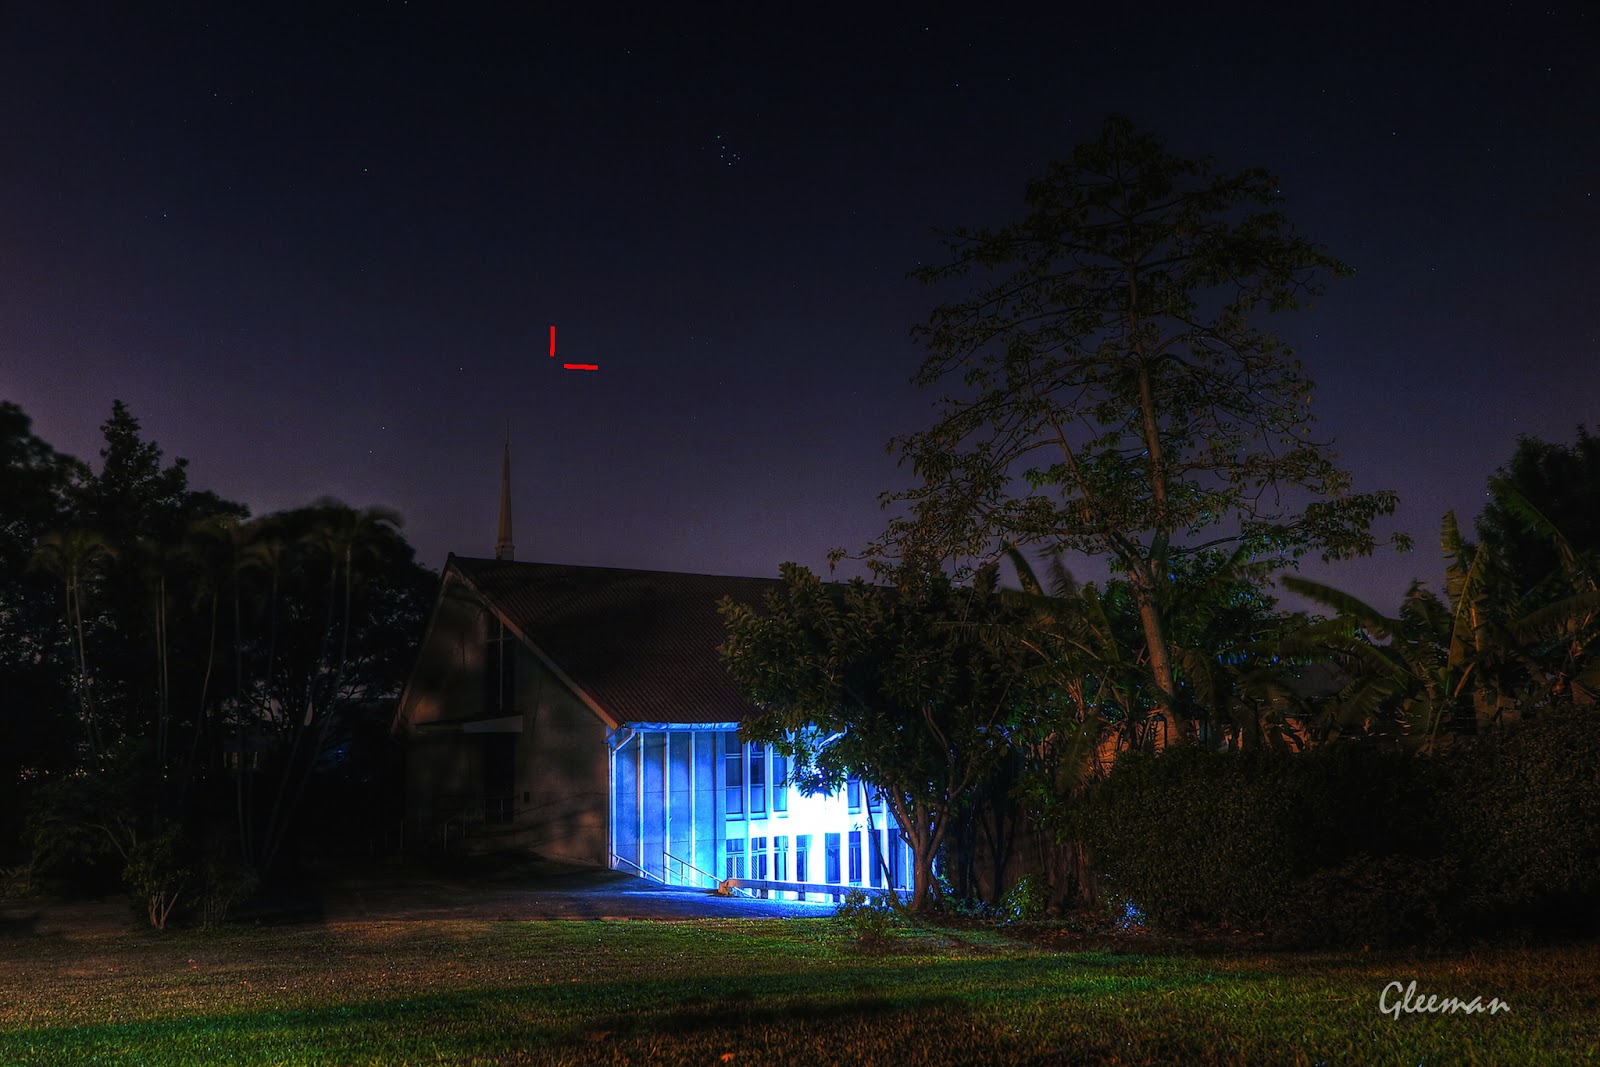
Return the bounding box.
[1434,704,1600,933]
[24,743,157,887]
[997,872,1051,923]
[1070,709,1600,946]
[0,862,36,900]
[0,403,85,813]
[123,827,193,930]
[1,399,433,880]
[1477,425,1600,599]
[720,560,1034,911]
[855,116,1404,739]
[196,848,259,929]
[1291,852,1450,949]
[833,888,902,943]
[1065,744,1442,943]
[1284,502,1600,747]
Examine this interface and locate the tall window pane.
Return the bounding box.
[724,734,743,817]
[751,836,768,880]
[772,754,788,813]
[749,742,766,815]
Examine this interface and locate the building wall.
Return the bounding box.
[398,581,490,850]
[516,643,609,866]
[398,575,914,891]
[398,578,608,864]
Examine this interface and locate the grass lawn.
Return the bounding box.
[0,916,1596,1065]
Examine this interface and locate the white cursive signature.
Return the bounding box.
[1379,980,1511,1020]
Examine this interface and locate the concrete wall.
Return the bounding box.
[397,578,608,865]
[518,647,609,866]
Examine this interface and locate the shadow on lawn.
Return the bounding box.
[0,909,40,939]
[0,954,1250,1060]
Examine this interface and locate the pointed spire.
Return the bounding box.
[494,434,515,561]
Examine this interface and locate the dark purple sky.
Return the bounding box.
[3,4,1596,609]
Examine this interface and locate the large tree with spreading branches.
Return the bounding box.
[854,117,1406,744]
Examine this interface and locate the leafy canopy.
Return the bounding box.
[862,116,1405,579]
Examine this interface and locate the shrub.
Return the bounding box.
[834,889,900,943]
[0,863,35,900]
[1434,706,1600,935]
[998,873,1051,923]
[1288,853,1451,948]
[1064,748,1303,928]
[123,828,192,931]
[1064,744,1443,941]
[197,852,258,929]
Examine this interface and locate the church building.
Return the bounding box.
[392,446,912,897]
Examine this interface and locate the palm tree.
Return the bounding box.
[256,501,404,873]
[125,536,188,767]
[30,529,117,760]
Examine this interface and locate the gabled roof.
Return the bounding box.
[450,555,780,726]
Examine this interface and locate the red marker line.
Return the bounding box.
[549,325,556,358]
[562,363,599,371]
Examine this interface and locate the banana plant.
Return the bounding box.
[1281,506,1588,751]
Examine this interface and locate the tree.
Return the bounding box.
[64,401,248,758]
[30,528,118,759]
[858,117,1405,746]
[1477,426,1600,599]
[720,562,1031,912]
[0,403,86,841]
[250,500,414,873]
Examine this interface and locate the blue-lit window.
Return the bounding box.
[848,830,862,884]
[749,742,766,815]
[725,838,745,880]
[751,836,768,879]
[847,776,861,813]
[724,732,743,817]
[772,754,788,813]
[825,833,841,884]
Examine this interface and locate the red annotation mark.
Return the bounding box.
[549,325,598,371]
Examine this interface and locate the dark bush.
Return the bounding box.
[1287,852,1451,948]
[1064,712,1600,945]
[1063,743,1442,942]
[1433,705,1600,936]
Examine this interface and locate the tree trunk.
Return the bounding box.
[1129,565,1187,749]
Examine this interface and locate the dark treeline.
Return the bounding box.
[1,400,434,924]
[725,429,1600,942]
[721,120,1600,942]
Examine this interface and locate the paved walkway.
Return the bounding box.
[0,858,839,937]
[316,860,841,922]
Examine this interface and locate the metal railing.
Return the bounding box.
[663,850,730,891]
[610,852,649,879]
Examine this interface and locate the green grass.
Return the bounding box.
[0,917,1595,1065]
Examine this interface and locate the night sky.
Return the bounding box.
[3,4,1596,609]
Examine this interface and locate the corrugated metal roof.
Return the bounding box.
[450,556,780,725]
